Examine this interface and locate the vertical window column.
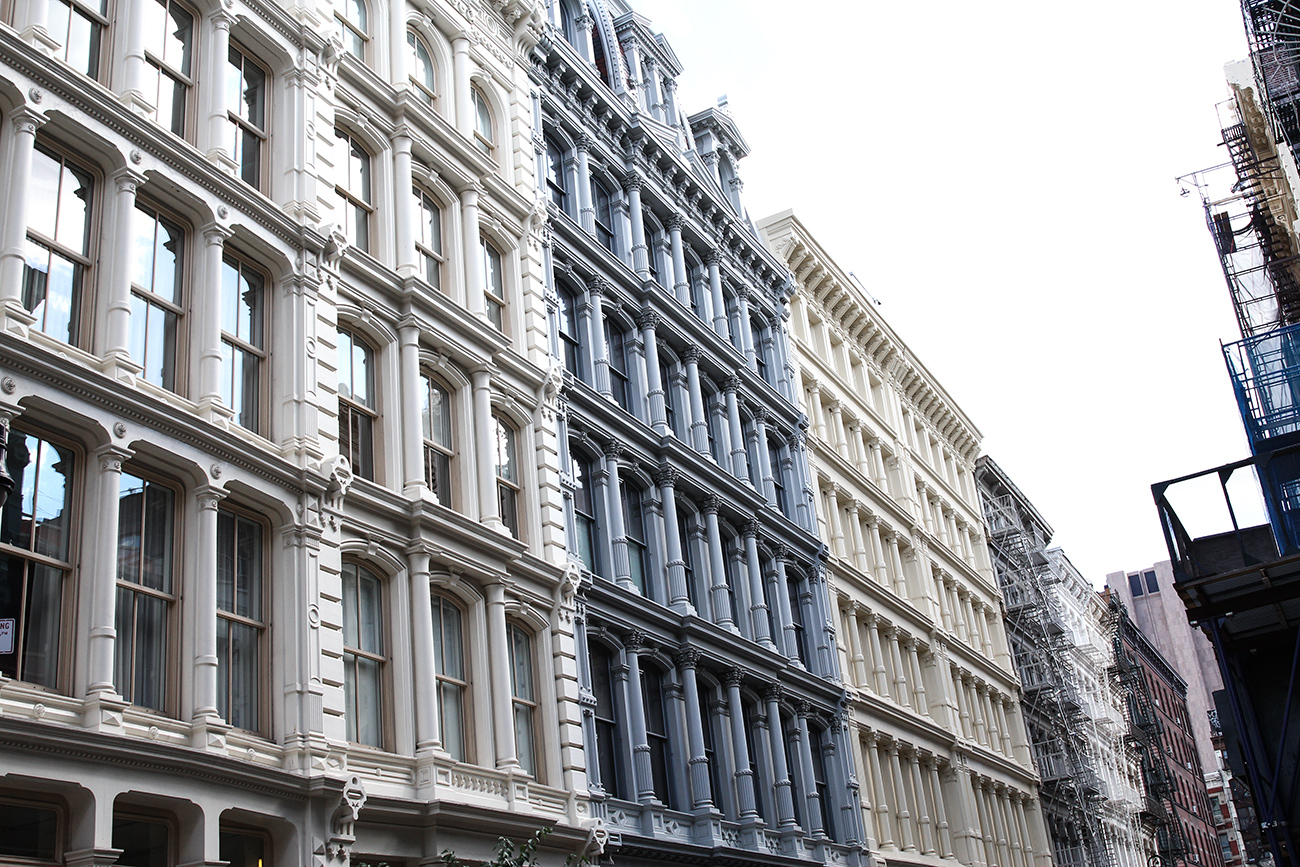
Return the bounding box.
[192,486,227,726]
[639,311,668,434]
[736,289,756,368]
[887,532,907,597]
[844,605,868,688]
[656,467,691,614]
[408,548,441,753]
[120,0,151,114]
[806,382,826,441]
[452,34,472,135]
[588,278,612,396]
[683,347,709,453]
[889,742,917,852]
[398,321,426,497]
[866,614,891,696]
[724,669,759,821]
[87,444,133,697]
[576,135,595,233]
[866,515,888,587]
[626,177,649,278]
[869,437,888,488]
[929,757,955,859]
[706,250,729,340]
[847,503,870,574]
[970,679,988,745]
[794,705,825,838]
[485,580,518,768]
[197,225,231,416]
[918,486,934,534]
[771,551,799,663]
[623,632,656,804]
[667,215,690,305]
[702,496,735,632]
[764,686,797,829]
[722,376,748,481]
[460,183,482,313]
[741,520,773,649]
[911,750,936,856]
[866,731,894,849]
[851,422,871,478]
[393,134,417,276]
[202,9,234,166]
[675,647,714,811]
[0,109,46,327]
[752,409,777,506]
[887,627,910,709]
[907,639,929,716]
[471,365,502,530]
[788,429,815,532]
[828,400,849,457]
[603,443,635,592]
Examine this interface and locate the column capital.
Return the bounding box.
[703,493,722,515]
[724,666,745,687]
[742,517,760,539]
[622,173,643,193]
[752,406,769,424]
[10,106,47,137]
[577,133,595,152]
[763,683,784,704]
[202,222,232,247]
[666,213,685,231]
[655,464,680,487]
[674,645,702,669]
[112,167,147,195]
[705,247,722,266]
[195,485,227,511]
[95,443,134,474]
[625,628,647,651]
[637,309,660,331]
[723,374,742,393]
[682,345,701,364]
[586,275,610,297]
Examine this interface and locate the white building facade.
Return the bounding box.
[0,1,598,865]
[760,211,1052,867]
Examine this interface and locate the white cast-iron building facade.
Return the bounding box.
[0,0,598,864]
[531,5,862,867]
[760,211,1052,867]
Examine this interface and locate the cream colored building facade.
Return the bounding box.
[759,211,1052,867]
[0,0,596,864]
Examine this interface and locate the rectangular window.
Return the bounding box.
[219,257,265,433]
[482,239,505,330]
[220,828,269,867]
[1128,573,1144,598]
[0,428,74,689]
[414,187,443,291]
[49,0,107,80]
[0,801,59,860]
[643,669,674,808]
[141,0,194,136]
[25,143,93,347]
[216,509,264,732]
[337,329,376,481]
[421,375,453,505]
[114,472,176,712]
[227,47,267,188]
[1145,570,1160,594]
[573,458,598,574]
[130,203,186,393]
[113,816,171,867]
[342,562,384,747]
[606,323,629,412]
[508,623,537,776]
[334,130,372,252]
[431,595,467,761]
[590,648,624,798]
[494,416,519,537]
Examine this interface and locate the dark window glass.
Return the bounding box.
[0,803,58,859]
[607,323,630,412]
[1129,573,1144,598]
[1145,570,1159,593]
[643,667,674,808]
[113,817,170,867]
[220,829,268,867]
[593,183,614,252]
[573,457,598,575]
[622,483,647,595]
[558,286,581,378]
[591,646,625,798]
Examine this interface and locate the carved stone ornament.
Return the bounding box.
[316,775,367,867]
[113,421,127,438]
[1,377,16,395]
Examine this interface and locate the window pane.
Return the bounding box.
[132,592,168,711]
[220,831,266,867]
[514,704,535,774]
[226,620,259,730]
[0,804,58,859]
[113,818,170,867]
[342,563,358,647]
[358,568,381,654]
[354,654,381,746]
[509,625,533,700]
[442,681,464,760]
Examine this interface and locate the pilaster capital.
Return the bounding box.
[621,174,643,193]
[705,248,721,266]
[95,444,134,475]
[577,133,595,153]
[752,407,769,425]
[742,518,761,539]
[195,485,227,512]
[624,629,646,651]
[682,345,701,364]
[723,375,742,393]
[112,167,147,196]
[10,106,47,137]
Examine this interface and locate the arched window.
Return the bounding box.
[141,0,194,137]
[605,319,630,412]
[334,129,373,252]
[545,139,568,213]
[220,255,266,433]
[592,181,615,252]
[481,238,505,330]
[217,506,266,732]
[431,594,467,760]
[659,355,676,435]
[557,283,582,377]
[472,87,494,155]
[573,454,599,574]
[0,427,74,690]
[420,374,453,505]
[337,327,376,481]
[621,480,648,595]
[25,142,94,348]
[413,185,443,291]
[768,436,788,516]
[407,30,436,104]
[642,666,674,808]
[114,470,178,713]
[342,562,385,747]
[787,571,807,664]
[589,644,626,798]
[508,623,537,775]
[591,26,613,88]
[227,46,268,188]
[337,0,368,59]
[556,0,578,47]
[493,414,520,537]
[129,201,186,393]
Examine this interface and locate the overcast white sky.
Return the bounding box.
[630,0,1258,583]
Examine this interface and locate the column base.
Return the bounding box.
[190,714,231,752]
[205,148,240,175]
[18,26,60,54]
[65,848,125,867]
[119,90,156,118]
[1,298,36,335]
[196,396,236,426]
[82,690,127,733]
[99,350,144,383]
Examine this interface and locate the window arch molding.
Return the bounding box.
[466,73,505,161]
[335,309,398,485]
[402,17,452,107]
[477,223,520,333]
[487,401,534,540]
[332,111,396,262]
[587,6,625,91]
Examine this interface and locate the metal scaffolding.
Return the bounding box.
[979,476,1111,867]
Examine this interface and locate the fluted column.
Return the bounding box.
[890,742,917,852]
[912,750,936,856]
[795,703,825,837]
[486,580,518,768]
[742,521,774,648]
[887,533,907,597]
[887,627,909,708]
[867,615,891,696]
[765,686,797,828]
[667,215,690,304]
[723,377,749,482]
[867,517,888,587]
[907,639,928,715]
[736,289,756,367]
[848,503,870,573]
[866,732,894,849]
[683,347,709,452]
[771,549,797,662]
[656,467,692,613]
[706,250,729,339]
[192,486,226,724]
[703,496,735,631]
[929,758,955,859]
[676,648,714,811]
[623,633,657,803]
[640,311,669,434]
[725,669,758,819]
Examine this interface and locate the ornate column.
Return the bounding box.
[764,686,797,829]
[667,215,690,304]
[975,601,995,658]
[460,183,483,313]
[887,532,907,597]
[623,632,657,803]
[940,577,956,633]
[953,669,972,739]
[603,442,635,591]
[393,133,417,276]
[995,786,1015,867]
[794,703,825,837]
[742,520,774,649]
[683,347,709,452]
[911,750,936,856]
[828,401,849,458]
[789,428,816,532]
[706,249,729,340]
[196,225,232,417]
[452,35,473,134]
[851,422,871,478]
[191,486,227,727]
[86,445,133,697]
[588,278,612,396]
[865,731,894,849]
[770,549,797,662]
[752,409,777,506]
[845,605,868,689]
[982,686,1000,751]
[399,320,427,498]
[867,516,888,587]
[929,758,955,860]
[723,377,749,482]
[972,778,995,867]
[0,108,45,323]
[656,466,692,613]
[848,503,870,574]
[703,496,735,631]
[954,588,971,643]
[736,289,756,367]
[996,697,1014,757]
[869,438,887,488]
[471,365,502,530]
[640,311,668,434]
[725,669,758,819]
[823,486,845,557]
[486,579,518,769]
[887,628,910,709]
[918,486,934,533]
[202,9,234,165]
[970,680,988,746]
[889,742,917,852]
[866,615,891,696]
[408,547,440,752]
[906,639,928,715]
[676,648,715,811]
[626,177,649,278]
